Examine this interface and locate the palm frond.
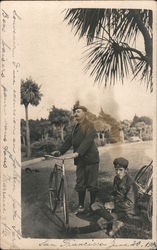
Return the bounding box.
[83,40,136,86]
[64,9,152,45]
[64,9,106,44]
[64,8,153,91]
[132,60,153,92]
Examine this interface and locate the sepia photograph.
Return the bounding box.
[1,1,157,249]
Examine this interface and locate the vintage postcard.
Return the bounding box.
[0,0,157,249]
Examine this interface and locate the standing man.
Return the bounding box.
[52,104,99,214]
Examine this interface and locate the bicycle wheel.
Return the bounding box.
[49,166,60,212]
[135,165,147,182]
[62,177,69,229]
[147,196,152,223]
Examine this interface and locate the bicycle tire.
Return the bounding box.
[147,196,152,223]
[49,167,59,212]
[48,164,69,229]
[135,165,147,182]
[62,177,69,228]
[135,161,153,183]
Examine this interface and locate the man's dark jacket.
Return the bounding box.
[59,119,99,166]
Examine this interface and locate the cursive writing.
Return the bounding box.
[1,40,11,78]
[2,181,7,213]
[2,174,11,214]
[13,89,16,153]
[1,223,12,238]
[1,9,9,32]
[3,145,8,168]
[13,168,21,192]
[1,84,8,143]
[12,10,21,58]
[3,146,21,168]
[12,226,22,240]
[1,7,22,249]
[38,239,157,249]
[12,10,21,156]
[2,146,21,191]
[1,223,21,248]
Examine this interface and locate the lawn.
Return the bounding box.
[22,141,153,239]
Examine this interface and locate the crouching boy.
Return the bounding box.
[91,157,137,236]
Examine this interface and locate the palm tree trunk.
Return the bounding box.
[25,104,31,158]
[132,10,152,66]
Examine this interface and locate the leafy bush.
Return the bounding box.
[31,138,62,157]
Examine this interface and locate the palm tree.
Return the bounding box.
[21,119,26,146]
[49,106,71,141]
[64,9,153,91]
[21,78,43,158]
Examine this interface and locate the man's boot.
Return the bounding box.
[90,191,97,207]
[74,191,86,214]
[86,191,97,216]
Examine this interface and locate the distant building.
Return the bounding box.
[121,119,153,142]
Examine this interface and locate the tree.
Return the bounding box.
[131,114,152,127]
[29,119,42,142]
[21,119,26,146]
[64,9,152,91]
[139,116,152,125]
[98,108,122,143]
[21,78,43,158]
[131,114,140,127]
[48,106,72,141]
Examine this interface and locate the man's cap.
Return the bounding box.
[113,157,129,169]
[73,105,88,113]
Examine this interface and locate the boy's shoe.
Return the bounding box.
[97,217,108,230]
[74,205,85,215]
[109,220,124,237]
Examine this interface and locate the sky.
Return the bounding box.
[18,2,155,122]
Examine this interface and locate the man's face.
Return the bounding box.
[74,108,86,123]
[115,166,127,179]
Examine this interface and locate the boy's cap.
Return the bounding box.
[73,105,88,113]
[113,157,129,169]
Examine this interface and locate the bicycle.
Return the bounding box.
[134,160,153,223]
[44,154,74,230]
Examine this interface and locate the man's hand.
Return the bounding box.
[104,201,114,210]
[51,151,61,157]
[72,152,79,158]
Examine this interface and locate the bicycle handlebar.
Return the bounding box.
[44,154,74,160]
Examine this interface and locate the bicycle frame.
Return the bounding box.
[135,160,153,195]
[45,154,74,229]
[45,154,73,177]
